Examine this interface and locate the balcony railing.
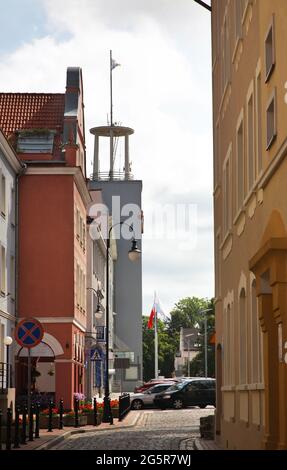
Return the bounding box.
[90,171,134,182]
[0,362,12,392]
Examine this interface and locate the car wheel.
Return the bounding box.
[131,399,143,410]
[199,404,207,409]
[173,399,183,410]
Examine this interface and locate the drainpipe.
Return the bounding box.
[15,163,27,324]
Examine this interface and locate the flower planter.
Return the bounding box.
[63,414,88,427]
[84,412,102,426]
[39,415,60,429]
[112,408,119,419]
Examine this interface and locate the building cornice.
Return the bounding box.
[16,316,87,332]
[25,166,92,206]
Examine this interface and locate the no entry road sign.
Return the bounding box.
[15,318,44,349]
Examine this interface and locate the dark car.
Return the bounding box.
[153,378,216,410]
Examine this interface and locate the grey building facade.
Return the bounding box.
[88,125,143,392]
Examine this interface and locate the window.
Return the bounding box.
[235,0,243,41]
[223,147,232,236]
[236,116,244,210]
[251,280,261,384]
[222,14,231,93]
[224,304,233,385]
[247,89,255,192]
[10,256,15,300]
[256,68,263,175]
[266,90,277,150]
[17,130,54,154]
[239,288,247,385]
[265,16,275,82]
[1,174,6,216]
[0,246,6,295]
[215,231,221,298]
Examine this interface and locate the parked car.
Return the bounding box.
[153,378,216,410]
[134,378,178,393]
[130,383,175,410]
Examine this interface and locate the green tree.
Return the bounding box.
[185,300,215,377]
[142,316,176,381]
[142,296,215,381]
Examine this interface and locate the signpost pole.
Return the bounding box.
[27,348,31,415]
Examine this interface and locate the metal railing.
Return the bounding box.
[90,171,134,181]
[0,362,12,392]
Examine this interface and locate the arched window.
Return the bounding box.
[239,288,247,384]
[224,304,232,385]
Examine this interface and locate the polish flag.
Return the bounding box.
[147,292,166,329]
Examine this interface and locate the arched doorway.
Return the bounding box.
[15,332,64,407]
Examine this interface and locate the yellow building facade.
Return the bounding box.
[212,0,287,450]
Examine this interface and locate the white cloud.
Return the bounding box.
[0,0,213,313]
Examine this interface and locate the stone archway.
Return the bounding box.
[249,210,287,449]
[15,332,64,400]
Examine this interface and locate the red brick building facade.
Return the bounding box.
[0,68,91,409]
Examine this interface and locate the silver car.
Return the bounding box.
[130,383,175,410]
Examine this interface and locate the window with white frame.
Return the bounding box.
[1,173,6,217]
[265,15,275,82]
[10,255,15,300]
[247,87,255,192]
[223,147,232,236]
[266,89,277,150]
[239,288,248,384]
[236,116,244,211]
[0,245,6,295]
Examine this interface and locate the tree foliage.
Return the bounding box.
[142,296,215,381]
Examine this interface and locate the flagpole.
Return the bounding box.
[110,50,113,127]
[154,309,158,379]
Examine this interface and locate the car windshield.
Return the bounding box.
[166,382,186,391]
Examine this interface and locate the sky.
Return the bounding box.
[0,0,213,315]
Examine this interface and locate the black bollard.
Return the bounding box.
[21,405,27,445]
[6,408,12,450]
[13,406,20,449]
[35,403,40,438]
[109,398,113,426]
[74,398,79,428]
[59,399,64,430]
[0,409,2,451]
[28,404,34,441]
[93,398,97,426]
[48,401,53,432]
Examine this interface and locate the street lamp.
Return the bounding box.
[197,308,213,378]
[86,287,103,320]
[102,221,141,423]
[4,336,13,389]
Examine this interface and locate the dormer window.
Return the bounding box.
[17,129,55,153]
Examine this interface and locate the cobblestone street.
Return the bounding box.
[51,408,214,451]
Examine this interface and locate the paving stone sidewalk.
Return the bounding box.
[10,411,141,451]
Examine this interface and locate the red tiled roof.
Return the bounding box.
[0,93,65,137]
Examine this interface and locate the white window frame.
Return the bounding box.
[266,88,277,151]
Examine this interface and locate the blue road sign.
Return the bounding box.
[15,318,44,349]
